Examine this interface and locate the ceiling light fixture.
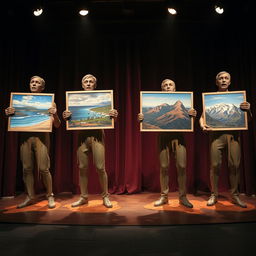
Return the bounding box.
[79,8,89,16]
[168,8,177,15]
[215,1,224,14]
[33,8,43,16]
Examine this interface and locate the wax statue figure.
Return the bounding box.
[63,74,118,208]
[199,71,251,208]
[5,76,61,209]
[138,79,196,208]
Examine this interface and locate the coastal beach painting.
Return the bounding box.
[140,91,194,132]
[202,91,248,131]
[66,90,114,130]
[8,93,54,132]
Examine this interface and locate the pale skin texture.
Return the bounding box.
[138,79,197,121]
[63,74,118,120]
[199,71,251,131]
[5,76,61,128]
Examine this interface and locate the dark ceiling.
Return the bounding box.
[3,0,255,22]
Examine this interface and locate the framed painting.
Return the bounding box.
[65,90,114,130]
[8,92,54,132]
[140,91,194,132]
[202,91,248,131]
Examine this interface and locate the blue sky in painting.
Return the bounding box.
[204,93,244,108]
[68,92,111,107]
[12,94,52,109]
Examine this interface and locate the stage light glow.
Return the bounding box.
[215,5,224,14]
[79,9,89,16]
[33,8,43,16]
[168,8,177,15]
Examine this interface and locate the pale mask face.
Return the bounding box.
[161,79,176,92]
[216,72,231,91]
[30,77,44,93]
[82,77,96,91]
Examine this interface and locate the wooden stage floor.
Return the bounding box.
[1,192,256,225]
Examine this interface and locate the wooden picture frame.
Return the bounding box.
[202,91,248,131]
[65,90,114,130]
[8,92,54,132]
[140,91,194,132]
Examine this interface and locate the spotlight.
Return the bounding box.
[215,5,224,14]
[215,1,224,14]
[167,0,177,15]
[79,8,89,16]
[33,8,43,16]
[168,8,177,15]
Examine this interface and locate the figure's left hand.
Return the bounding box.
[240,102,250,111]
[48,107,57,115]
[188,108,197,117]
[109,109,118,118]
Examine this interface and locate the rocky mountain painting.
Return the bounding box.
[140,92,193,131]
[203,91,247,130]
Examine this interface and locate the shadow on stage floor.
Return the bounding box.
[1,192,256,225]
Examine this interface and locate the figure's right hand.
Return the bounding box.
[199,115,212,132]
[201,124,212,132]
[5,107,15,116]
[138,113,144,122]
[62,110,72,120]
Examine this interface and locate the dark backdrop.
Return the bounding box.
[1,2,256,197]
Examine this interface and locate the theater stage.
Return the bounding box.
[1,192,256,226]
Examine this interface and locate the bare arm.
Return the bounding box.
[199,114,212,132]
[49,102,61,128]
[188,108,197,118]
[188,108,197,126]
[109,109,118,121]
[240,101,252,121]
[5,107,15,116]
[137,113,144,122]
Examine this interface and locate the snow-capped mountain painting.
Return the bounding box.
[203,91,247,130]
[141,92,193,131]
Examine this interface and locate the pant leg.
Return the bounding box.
[210,134,226,197]
[91,139,109,198]
[34,138,53,197]
[228,136,241,197]
[20,139,35,199]
[77,143,89,199]
[159,147,170,198]
[174,143,187,198]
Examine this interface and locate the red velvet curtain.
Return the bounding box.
[1,14,256,197]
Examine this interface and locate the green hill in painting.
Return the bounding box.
[90,105,111,114]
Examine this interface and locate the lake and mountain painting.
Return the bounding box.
[8,93,54,132]
[140,91,193,132]
[66,90,114,130]
[202,91,248,131]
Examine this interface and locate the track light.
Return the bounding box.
[32,1,44,17]
[33,8,43,17]
[79,8,89,16]
[215,1,224,14]
[215,6,224,14]
[167,1,177,15]
[78,1,89,17]
[168,8,177,15]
